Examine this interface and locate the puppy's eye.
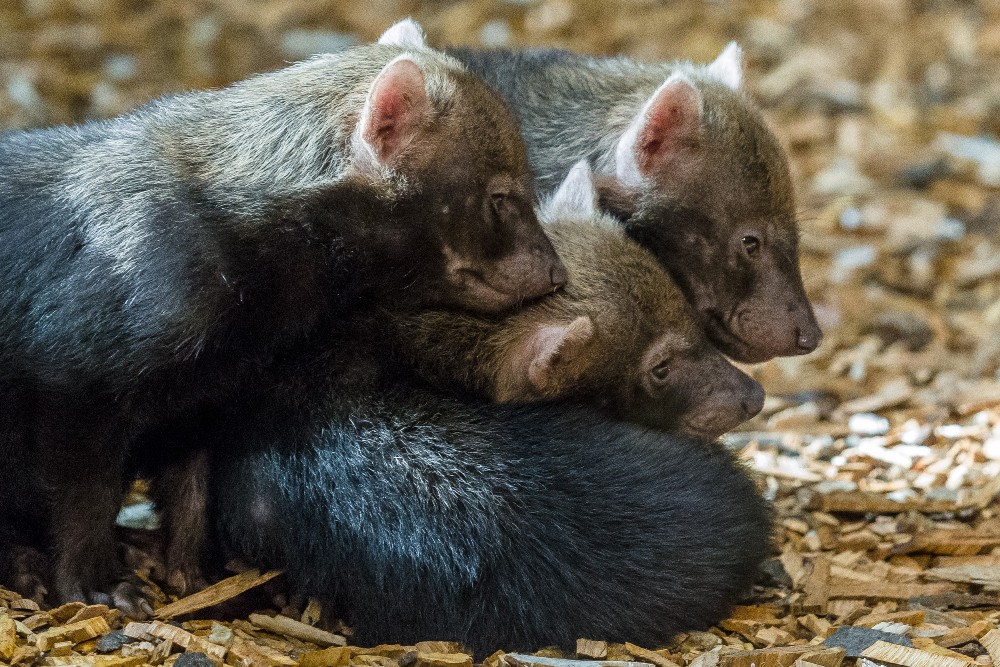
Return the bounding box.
[742,235,760,256]
[650,361,670,383]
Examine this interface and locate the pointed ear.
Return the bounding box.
[526,316,594,395]
[542,160,598,220]
[378,18,427,50]
[354,56,428,170]
[615,74,702,186]
[706,42,742,90]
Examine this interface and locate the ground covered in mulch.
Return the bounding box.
[5,0,1000,666]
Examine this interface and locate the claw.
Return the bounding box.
[110,580,153,620]
[54,575,154,620]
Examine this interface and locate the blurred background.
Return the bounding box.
[6,0,1000,509]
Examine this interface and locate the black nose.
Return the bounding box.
[795,324,822,353]
[550,261,568,289]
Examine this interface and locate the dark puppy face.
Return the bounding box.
[625,332,764,439]
[602,46,821,363]
[403,69,566,313]
[357,29,565,314]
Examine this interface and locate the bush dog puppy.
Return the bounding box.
[0,30,563,610]
[438,26,821,362]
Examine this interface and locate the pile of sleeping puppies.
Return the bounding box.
[0,19,820,656]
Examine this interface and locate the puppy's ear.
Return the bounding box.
[353,56,428,170]
[497,316,594,400]
[615,74,702,187]
[378,18,428,50]
[541,160,598,221]
[706,42,742,90]
[594,174,640,222]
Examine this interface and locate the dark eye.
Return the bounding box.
[742,235,760,256]
[650,360,670,383]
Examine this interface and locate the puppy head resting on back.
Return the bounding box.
[346,19,565,314]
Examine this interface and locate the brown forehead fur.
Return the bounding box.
[527,219,698,343]
[400,67,534,192]
[654,77,799,249]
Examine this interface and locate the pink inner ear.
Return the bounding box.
[636,79,701,175]
[363,59,428,164]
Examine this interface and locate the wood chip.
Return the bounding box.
[153,570,282,620]
[228,636,297,667]
[121,622,154,641]
[893,531,1000,557]
[937,626,984,647]
[353,645,413,658]
[414,653,474,667]
[66,605,112,626]
[93,657,147,667]
[577,640,608,660]
[298,646,351,667]
[1,613,18,662]
[623,643,679,667]
[10,644,40,666]
[860,640,971,667]
[910,637,975,662]
[979,629,1000,665]
[34,616,111,652]
[503,656,650,667]
[247,614,345,647]
[756,627,797,646]
[719,646,845,667]
[48,640,73,656]
[828,578,957,599]
[47,604,86,624]
[855,610,926,627]
[802,557,830,613]
[144,621,226,661]
[415,643,464,655]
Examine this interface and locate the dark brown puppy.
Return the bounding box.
[0,33,562,611]
[393,161,764,439]
[446,31,822,362]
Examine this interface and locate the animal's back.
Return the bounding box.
[0,117,228,386]
[213,384,772,655]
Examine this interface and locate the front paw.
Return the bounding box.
[8,545,50,604]
[56,575,155,620]
[86,578,155,619]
